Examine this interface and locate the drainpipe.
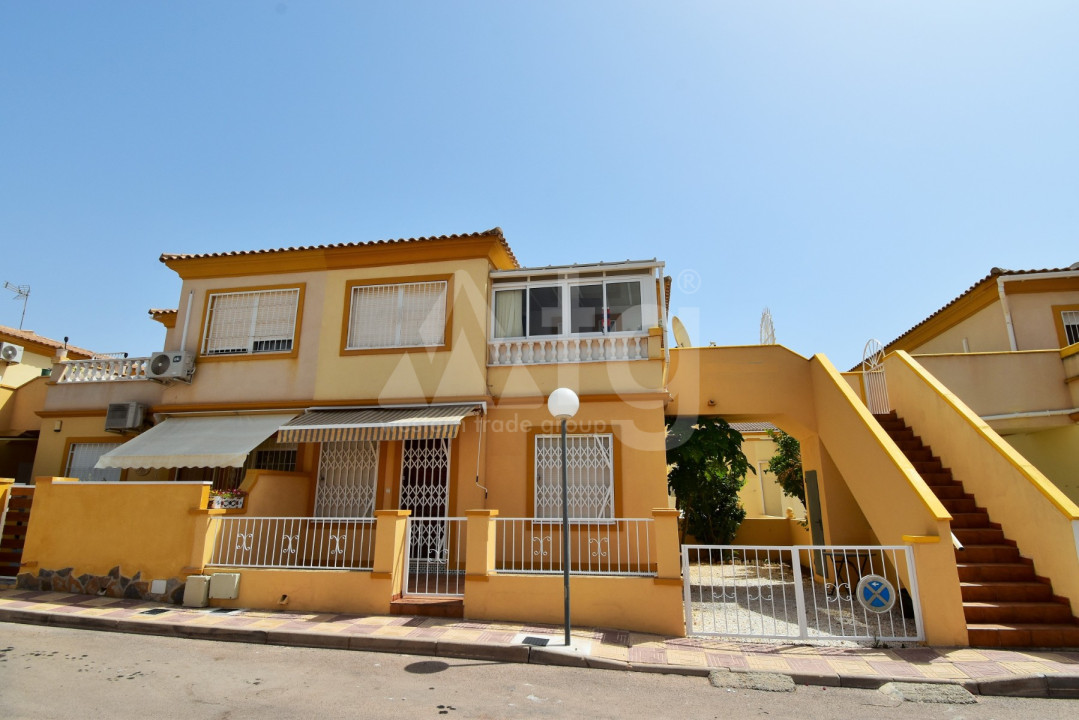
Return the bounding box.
[997,277,1018,352]
[180,290,195,351]
[979,407,1079,422]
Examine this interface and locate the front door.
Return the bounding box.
[399,438,455,594]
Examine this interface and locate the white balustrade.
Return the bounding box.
[56,357,152,383]
[208,516,377,570]
[488,333,649,366]
[494,518,655,576]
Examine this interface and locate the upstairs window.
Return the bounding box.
[202,288,300,356]
[346,280,448,350]
[1063,310,1079,346]
[493,278,647,339]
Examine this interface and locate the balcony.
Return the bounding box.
[55,357,151,383]
[488,333,650,366]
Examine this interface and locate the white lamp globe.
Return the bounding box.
[547,387,579,420]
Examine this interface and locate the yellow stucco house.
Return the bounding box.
[880,263,1079,503]
[0,326,95,484]
[13,233,1079,647]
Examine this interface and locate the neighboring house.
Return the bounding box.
[729,422,806,521]
[0,326,95,483]
[879,263,1079,502]
[22,229,684,634]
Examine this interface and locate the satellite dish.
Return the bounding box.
[671,316,692,348]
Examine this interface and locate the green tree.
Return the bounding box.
[766,428,805,505]
[666,418,753,544]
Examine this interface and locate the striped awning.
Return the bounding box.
[277,404,481,444]
[94,413,298,469]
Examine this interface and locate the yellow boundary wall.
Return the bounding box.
[22,478,213,580]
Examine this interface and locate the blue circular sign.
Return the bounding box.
[856,574,896,614]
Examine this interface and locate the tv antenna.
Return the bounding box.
[760,308,775,345]
[3,282,30,330]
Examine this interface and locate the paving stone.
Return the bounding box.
[880,681,977,704]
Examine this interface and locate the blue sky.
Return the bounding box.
[2,2,1076,369]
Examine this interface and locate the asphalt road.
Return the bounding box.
[0,623,1073,719]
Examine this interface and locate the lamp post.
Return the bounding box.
[547,387,579,647]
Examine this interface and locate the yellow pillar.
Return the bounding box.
[652,508,681,580]
[373,509,410,596]
[465,509,498,578]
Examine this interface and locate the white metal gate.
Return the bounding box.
[862,338,890,414]
[400,438,462,596]
[683,545,923,643]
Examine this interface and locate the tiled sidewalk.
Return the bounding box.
[1,588,1077,698]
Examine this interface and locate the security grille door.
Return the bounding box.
[315,441,379,517]
[400,438,451,561]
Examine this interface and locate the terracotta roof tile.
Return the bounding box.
[883,264,1079,353]
[159,227,518,266]
[0,325,96,359]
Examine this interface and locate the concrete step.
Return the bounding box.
[912,459,943,473]
[949,512,993,529]
[939,497,979,513]
[964,601,1075,624]
[961,581,1054,603]
[955,544,1021,564]
[928,484,970,500]
[953,527,1008,545]
[958,562,1037,583]
[390,597,464,618]
[967,623,1079,649]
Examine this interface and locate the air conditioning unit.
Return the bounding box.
[147,351,196,381]
[104,402,145,433]
[0,342,24,364]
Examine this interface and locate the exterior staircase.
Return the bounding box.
[0,485,34,579]
[875,412,1079,648]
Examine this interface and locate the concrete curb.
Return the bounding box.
[2,607,1076,699]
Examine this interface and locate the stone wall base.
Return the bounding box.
[16,566,186,604]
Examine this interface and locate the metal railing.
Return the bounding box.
[495,518,656,576]
[488,333,649,366]
[55,357,151,383]
[208,516,376,570]
[683,545,923,642]
[405,517,466,596]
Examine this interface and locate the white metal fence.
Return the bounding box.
[208,517,376,570]
[683,545,923,643]
[495,518,656,576]
[405,517,466,596]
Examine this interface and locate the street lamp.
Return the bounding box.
[547,387,579,647]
